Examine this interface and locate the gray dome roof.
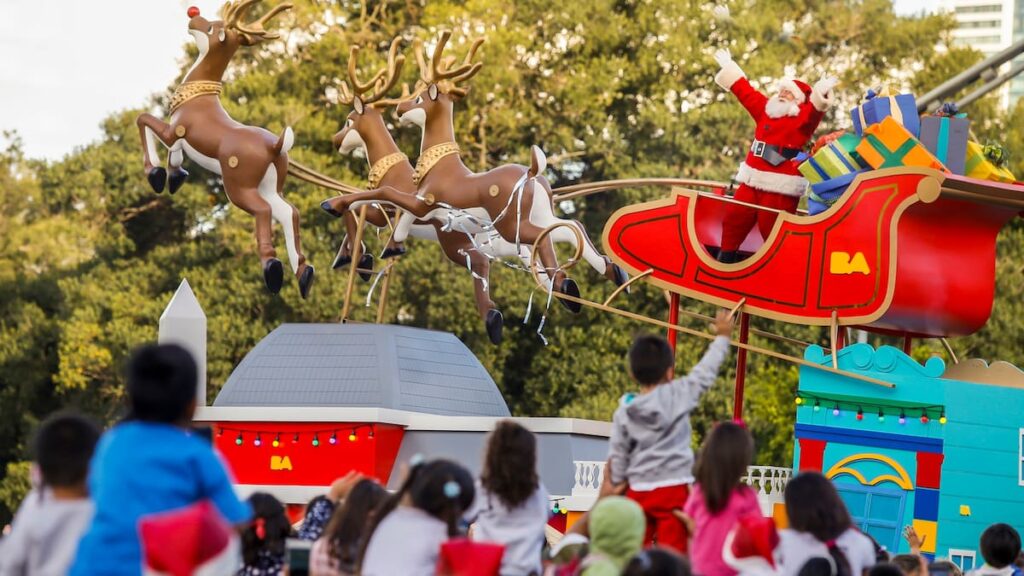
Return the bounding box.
[213,323,510,417]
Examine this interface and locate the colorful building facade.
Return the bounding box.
[794,343,1024,567]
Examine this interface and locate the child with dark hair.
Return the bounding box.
[360,458,476,576]
[0,411,101,576]
[929,560,964,576]
[238,492,292,576]
[469,420,550,576]
[973,524,1023,576]
[623,548,693,576]
[69,343,251,576]
[891,555,924,576]
[311,479,387,576]
[609,311,734,553]
[683,421,762,576]
[775,472,875,576]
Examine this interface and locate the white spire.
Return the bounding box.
[159,279,207,406]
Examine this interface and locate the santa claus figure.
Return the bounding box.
[713,49,838,263]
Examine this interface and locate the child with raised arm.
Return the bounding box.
[608,310,734,553]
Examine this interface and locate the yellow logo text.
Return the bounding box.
[270,455,292,471]
[830,252,870,275]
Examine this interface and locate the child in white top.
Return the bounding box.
[469,420,550,576]
[360,459,475,576]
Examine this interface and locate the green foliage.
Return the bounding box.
[2,0,1024,522]
[0,462,31,519]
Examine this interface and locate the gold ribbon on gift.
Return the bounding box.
[856,85,904,132]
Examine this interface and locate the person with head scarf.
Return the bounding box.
[580,496,646,576]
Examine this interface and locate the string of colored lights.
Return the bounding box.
[216,424,377,447]
[794,393,946,425]
[550,497,570,515]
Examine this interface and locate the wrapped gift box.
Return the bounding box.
[807,171,865,215]
[920,110,970,175]
[798,133,868,185]
[965,141,1015,183]
[850,88,921,138]
[855,117,947,172]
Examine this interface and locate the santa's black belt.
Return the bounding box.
[750,140,802,167]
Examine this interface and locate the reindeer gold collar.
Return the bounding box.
[368,152,408,189]
[413,142,461,186]
[169,81,223,115]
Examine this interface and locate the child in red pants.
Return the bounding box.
[608,311,734,553]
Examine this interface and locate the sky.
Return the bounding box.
[0,0,936,161]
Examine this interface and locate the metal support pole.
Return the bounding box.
[341,206,368,322]
[902,334,913,355]
[667,293,680,349]
[375,261,395,324]
[733,312,750,422]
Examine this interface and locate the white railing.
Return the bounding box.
[743,466,792,516]
[571,461,792,515]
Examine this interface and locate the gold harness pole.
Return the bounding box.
[376,260,396,323]
[341,206,368,322]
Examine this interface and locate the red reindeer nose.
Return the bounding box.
[187,6,200,18]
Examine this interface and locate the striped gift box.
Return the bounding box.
[850,88,921,138]
[798,133,868,184]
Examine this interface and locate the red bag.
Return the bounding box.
[435,538,505,576]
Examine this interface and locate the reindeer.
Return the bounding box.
[321,32,627,311]
[327,39,533,344]
[135,1,314,298]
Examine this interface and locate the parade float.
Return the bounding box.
[145,1,1024,559]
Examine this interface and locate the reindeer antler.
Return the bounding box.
[339,38,407,108]
[221,0,293,44]
[415,32,484,98]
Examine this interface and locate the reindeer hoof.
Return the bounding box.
[612,264,629,288]
[168,168,189,195]
[358,254,374,282]
[299,265,315,300]
[320,200,343,218]
[485,309,504,345]
[558,278,582,314]
[147,167,167,193]
[381,245,407,259]
[263,258,284,294]
[332,252,352,270]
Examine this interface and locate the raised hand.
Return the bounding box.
[814,76,839,96]
[714,49,734,68]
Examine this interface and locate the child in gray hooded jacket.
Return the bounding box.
[608,310,733,554]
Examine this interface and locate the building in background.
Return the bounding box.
[941,0,1024,108]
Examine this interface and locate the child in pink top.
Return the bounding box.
[683,422,763,576]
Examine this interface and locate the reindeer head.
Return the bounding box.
[396,32,483,129]
[332,38,407,158]
[183,1,292,81]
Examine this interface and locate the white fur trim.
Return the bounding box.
[776,78,806,103]
[736,162,808,197]
[716,61,746,90]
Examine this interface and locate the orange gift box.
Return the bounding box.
[855,116,948,172]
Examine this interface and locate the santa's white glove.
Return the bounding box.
[713,48,745,90]
[811,75,839,112]
[714,49,734,67]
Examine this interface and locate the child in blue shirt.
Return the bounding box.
[69,343,251,575]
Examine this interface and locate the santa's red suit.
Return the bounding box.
[714,51,836,262]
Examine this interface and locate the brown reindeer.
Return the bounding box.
[135,1,314,298]
[321,32,627,311]
[327,39,530,344]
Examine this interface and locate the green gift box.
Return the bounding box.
[798,133,868,184]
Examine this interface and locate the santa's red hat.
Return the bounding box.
[723,516,780,576]
[775,78,811,104]
[140,500,240,576]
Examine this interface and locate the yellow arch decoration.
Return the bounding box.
[825,453,914,490]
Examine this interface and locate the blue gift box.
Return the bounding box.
[807,171,864,215]
[850,89,921,138]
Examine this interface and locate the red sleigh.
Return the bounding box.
[602,168,1023,338]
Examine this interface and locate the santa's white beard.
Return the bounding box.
[765,96,801,118]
